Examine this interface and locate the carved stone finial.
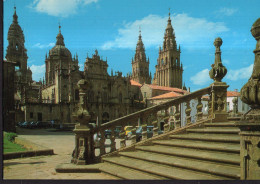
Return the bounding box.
[209,37,227,83]
[240,18,260,109]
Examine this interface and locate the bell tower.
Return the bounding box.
[153,10,183,88]
[6,6,28,80]
[131,28,151,84]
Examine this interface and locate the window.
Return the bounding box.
[119,92,123,103]
[75,89,79,101]
[161,59,163,65]
[144,92,147,98]
[30,112,33,118]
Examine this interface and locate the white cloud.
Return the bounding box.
[30,64,45,81]
[216,8,238,16]
[33,42,55,49]
[190,69,211,85]
[101,14,229,50]
[226,64,253,81]
[30,0,98,17]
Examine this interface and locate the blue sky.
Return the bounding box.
[3,0,260,92]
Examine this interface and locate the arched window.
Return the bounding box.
[161,59,163,65]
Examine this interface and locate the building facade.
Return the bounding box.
[152,12,183,88]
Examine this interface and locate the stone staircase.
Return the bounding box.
[100,121,241,180]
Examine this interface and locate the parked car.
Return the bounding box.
[105,129,112,138]
[135,125,154,142]
[105,126,123,139]
[17,122,23,127]
[36,121,49,128]
[124,126,133,136]
[20,121,30,128]
[29,122,37,129]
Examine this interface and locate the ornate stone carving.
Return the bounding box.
[71,79,95,165]
[241,18,260,109]
[209,37,227,82]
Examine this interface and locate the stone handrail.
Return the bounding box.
[101,86,211,129]
[95,86,212,157]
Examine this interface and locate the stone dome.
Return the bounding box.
[49,28,72,58]
[49,45,72,57]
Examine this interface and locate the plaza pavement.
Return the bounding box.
[3,127,118,180]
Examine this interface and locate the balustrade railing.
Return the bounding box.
[93,86,212,157]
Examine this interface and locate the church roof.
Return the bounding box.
[130,80,142,87]
[227,91,240,97]
[151,91,183,100]
[146,84,188,94]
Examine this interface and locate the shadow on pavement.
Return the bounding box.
[4,161,46,167]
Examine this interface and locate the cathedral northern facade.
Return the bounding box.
[4,7,184,130]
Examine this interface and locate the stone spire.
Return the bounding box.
[56,24,65,46]
[163,9,177,50]
[131,28,151,84]
[134,27,146,62]
[6,6,28,69]
[209,37,227,83]
[13,6,18,23]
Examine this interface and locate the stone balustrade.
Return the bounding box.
[92,86,213,158]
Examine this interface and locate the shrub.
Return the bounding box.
[4,132,17,142]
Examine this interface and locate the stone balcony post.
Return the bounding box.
[236,18,260,180]
[209,37,229,122]
[71,79,95,165]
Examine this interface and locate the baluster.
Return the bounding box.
[208,94,212,118]
[163,108,170,132]
[131,128,137,144]
[141,124,147,140]
[152,120,158,136]
[196,97,203,122]
[119,132,126,148]
[99,129,106,155]
[185,99,192,125]
[119,126,126,148]
[174,105,181,129]
[110,128,116,152]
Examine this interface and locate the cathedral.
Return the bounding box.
[4,7,185,130]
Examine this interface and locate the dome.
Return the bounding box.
[49,27,72,58]
[49,45,72,57]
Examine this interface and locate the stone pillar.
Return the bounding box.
[209,37,229,122]
[236,123,260,180]
[71,79,95,165]
[236,18,260,180]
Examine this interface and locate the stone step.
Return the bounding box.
[100,162,166,180]
[119,151,240,179]
[102,156,231,180]
[152,139,240,153]
[186,128,239,134]
[204,122,237,127]
[136,145,240,165]
[170,133,240,143]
